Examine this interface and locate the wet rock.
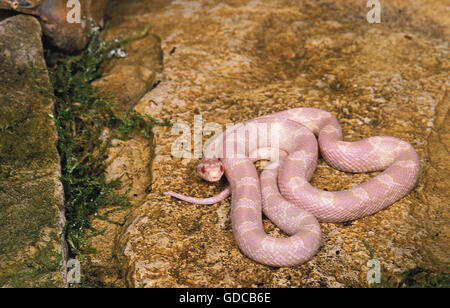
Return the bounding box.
[88,0,448,287]
[0,0,110,52]
[0,15,67,287]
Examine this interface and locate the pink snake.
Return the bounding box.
[164,108,420,267]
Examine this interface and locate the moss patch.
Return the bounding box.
[0,180,59,256]
[42,25,170,263]
[0,240,63,288]
[0,15,65,288]
[364,241,450,288]
[0,178,64,288]
[0,63,59,175]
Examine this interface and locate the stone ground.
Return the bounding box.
[79,0,449,288]
[1,0,446,288]
[0,15,66,288]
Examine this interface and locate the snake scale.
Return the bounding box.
[165,108,420,267]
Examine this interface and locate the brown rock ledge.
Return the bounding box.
[0,15,66,288]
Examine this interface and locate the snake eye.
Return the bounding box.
[220,165,224,172]
[201,166,206,174]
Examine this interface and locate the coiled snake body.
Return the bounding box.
[165,108,420,267]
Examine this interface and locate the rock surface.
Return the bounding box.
[0,15,66,287]
[92,18,163,118]
[0,0,110,52]
[78,6,164,287]
[87,0,449,287]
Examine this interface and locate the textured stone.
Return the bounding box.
[81,134,154,287]
[0,0,110,52]
[81,7,164,285]
[92,19,163,117]
[0,15,66,287]
[87,0,449,287]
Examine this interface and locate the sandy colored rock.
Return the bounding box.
[79,6,164,286]
[0,15,66,287]
[86,0,448,287]
[81,134,154,287]
[92,6,163,118]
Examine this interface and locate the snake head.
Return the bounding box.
[197,159,224,182]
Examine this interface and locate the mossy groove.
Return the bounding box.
[41,25,170,262]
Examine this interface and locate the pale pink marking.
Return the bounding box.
[165,108,420,267]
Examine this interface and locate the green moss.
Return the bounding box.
[41,24,170,263]
[363,241,450,288]
[398,267,450,288]
[0,180,59,257]
[0,239,63,288]
[0,179,64,288]
[0,35,64,287]
[0,115,56,170]
[0,22,168,288]
[0,64,59,173]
